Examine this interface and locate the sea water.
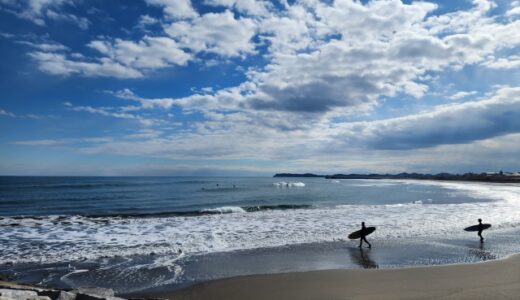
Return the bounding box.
[1,176,520,293]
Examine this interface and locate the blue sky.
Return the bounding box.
[1,0,520,176]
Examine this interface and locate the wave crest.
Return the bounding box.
[273,181,306,187]
[201,206,246,214]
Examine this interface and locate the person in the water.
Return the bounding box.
[359,222,372,248]
[477,218,485,243]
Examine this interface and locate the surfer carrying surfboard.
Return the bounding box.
[358,222,372,248]
[464,218,491,243]
[348,222,376,247]
[477,218,485,242]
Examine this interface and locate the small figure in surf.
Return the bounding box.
[359,222,372,248]
[477,218,485,243]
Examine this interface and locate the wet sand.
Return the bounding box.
[142,253,520,300]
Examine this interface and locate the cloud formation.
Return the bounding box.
[112,89,176,110]
[449,91,478,100]
[20,0,520,118]
[26,87,520,164]
[63,102,159,126]
[0,0,89,28]
[164,10,257,57]
[3,0,520,174]
[144,0,198,19]
[29,51,143,78]
[339,87,520,150]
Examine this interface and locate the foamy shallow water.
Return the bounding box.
[2,179,520,264]
[1,178,520,292]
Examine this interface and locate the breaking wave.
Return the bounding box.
[273,181,306,187]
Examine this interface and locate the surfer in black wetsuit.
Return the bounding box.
[359,222,372,248]
[477,218,484,243]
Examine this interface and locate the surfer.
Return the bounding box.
[359,222,372,248]
[464,219,491,241]
[477,218,484,243]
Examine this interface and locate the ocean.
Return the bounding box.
[1,176,520,294]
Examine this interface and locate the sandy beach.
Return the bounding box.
[141,253,520,300]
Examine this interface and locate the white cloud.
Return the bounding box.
[204,0,271,16]
[0,0,88,28]
[0,109,16,117]
[87,36,191,69]
[12,0,520,89]
[137,0,517,123]
[258,3,319,55]
[0,108,57,119]
[0,31,15,38]
[335,87,520,150]
[45,87,520,166]
[506,5,520,17]
[138,14,158,26]
[164,10,257,57]
[16,0,520,138]
[29,51,143,78]
[136,14,159,31]
[144,0,198,19]
[14,82,520,175]
[28,35,193,79]
[16,40,68,51]
[29,8,258,78]
[448,90,478,100]
[113,89,177,110]
[13,1,520,160]
[12,139,68,146]
[65,103,158,126]
[6,0,520,175]
[46,9,90,30]
[509,6,520,15]
[483,55,520,69]
[227,0,520,117]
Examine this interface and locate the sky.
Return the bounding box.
[0,0,520,176]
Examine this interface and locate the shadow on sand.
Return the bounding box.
[348,247,379,269]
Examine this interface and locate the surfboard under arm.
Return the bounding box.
[348,227,376,239]
[464,224,491,232]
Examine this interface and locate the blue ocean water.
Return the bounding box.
[0,176,491,217]
[1,176,520,294]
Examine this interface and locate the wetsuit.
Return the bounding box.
[359,225,372,248]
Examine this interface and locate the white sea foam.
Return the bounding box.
[393,179,520,204]
[411,199,433,204]
[273,181,305,187]
[1,181,520,266]
[201,206,246,214]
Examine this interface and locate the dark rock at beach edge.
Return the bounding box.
[0,281,165,300]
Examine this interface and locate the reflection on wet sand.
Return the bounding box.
[348,247,379,269]
[467,242,496,261]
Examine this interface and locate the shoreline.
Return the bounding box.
[4,229,520,295]
[3,176,520,297]
[136,253,520,300]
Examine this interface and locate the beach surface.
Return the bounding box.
[141,253,520,300]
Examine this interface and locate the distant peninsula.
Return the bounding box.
[274,171,520,183]
[272,173,325,178]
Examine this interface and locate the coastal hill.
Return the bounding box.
[272,173,325,178]
[274,171,520,183]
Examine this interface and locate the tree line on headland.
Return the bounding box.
[273,171,520,183]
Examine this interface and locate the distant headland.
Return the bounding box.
[273,171,520,183]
